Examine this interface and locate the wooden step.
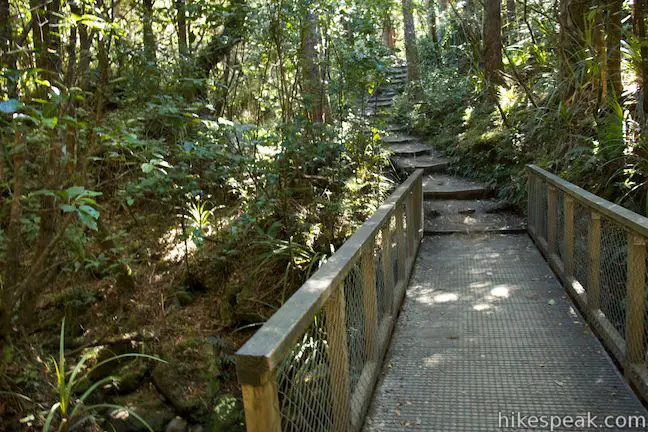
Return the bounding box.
[423,174,492,200]
[423,199,525,233]
[382,134,417,144]
[392,155,448,173]
[367,99,394,108]
[389,143,433,156]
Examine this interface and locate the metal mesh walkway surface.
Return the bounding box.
[363,234,648,431]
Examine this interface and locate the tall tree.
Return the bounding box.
[300,1,330,123]
[634,0,648,115]
[506,0,517,43]
[382,15,396,51]
[143,0,156,63]
[482,0,503,84]
[0,0,16,97]
[559,0,588,95]
[427,0,439,43]
[402,0,421,81]
[176,0,189,57]
[607,0,623,99]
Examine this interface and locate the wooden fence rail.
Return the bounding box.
[527,165,648,400]
[235,170,424,432]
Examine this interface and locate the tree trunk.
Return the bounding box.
[195,0,247,79]
[634,0,648,115]
[0,0,15,97]
[300,4,330,123]
[143,0,156,63]
[176,0,188,57]
[607,0,623,99]
[402,0,421,81]
[427,0,439,43]
[482,0,503,84]
[1,132,24,341]
[559,0,588,89]
[506,0,517,43]
[382,16,396,51]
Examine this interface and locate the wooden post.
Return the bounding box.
[588,211,602,312]
[414,176,423,241]
[527,173,534,231]
[396,204,406,290]
[361,243,379,361]
[625,232,646,368]
[381,223,394,316]
[324,282,351,431]
[241,377,282,432]
[547,185,557,252]
[564,196,575,277]
[405,194,414,261]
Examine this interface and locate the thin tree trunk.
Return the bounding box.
[427,0,439,43]
[482,0,503,84]
[176,0,188,57]
[300,4,330,123]
[1,132,24,341]
[559,0,589,96]
[382,16,396,51]
[506,0,517,43]
[634,0,648,115]
[195,0,247,79]
[143,0,156,63]
[0,0,15,97]
[607,0,623,99]
[402,0,421,81]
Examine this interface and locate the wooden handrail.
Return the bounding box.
[236,169,424,386]
[527,165,648,402]
[527,165,648,237]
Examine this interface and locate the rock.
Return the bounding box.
[209,395,243,432]
[109,385,175,432]
[107,408,174,432]
[110,359,152,395]
[458,208,476,215]
[166,417,188,432]
[151,339,224,421]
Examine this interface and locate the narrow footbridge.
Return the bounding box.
[235,166,648,432]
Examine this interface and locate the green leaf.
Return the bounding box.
[78,211,98,231]
[141,163,154,173]
[78,205,100,219]
[60,204,76,213]
[65,186,85,200]
[41,116,58,129]
[126,196,134,206]
[0,99,23,114]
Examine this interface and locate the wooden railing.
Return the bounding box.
[235,170,424,432]
[528,165,648,399]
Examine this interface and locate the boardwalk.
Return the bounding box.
[364,234,648,431]
[235,64,648,432]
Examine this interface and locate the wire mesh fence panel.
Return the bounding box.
[344,263,367,396]
[277,311,334,432]
[539,180,548,242]
[573,203,590,292]
[599,217,628,337]
[556,191,565,260]
[374,240,387,325]
[644,246,648,368]
[528,177,536,230]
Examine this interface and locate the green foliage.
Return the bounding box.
[43,319,165,431]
